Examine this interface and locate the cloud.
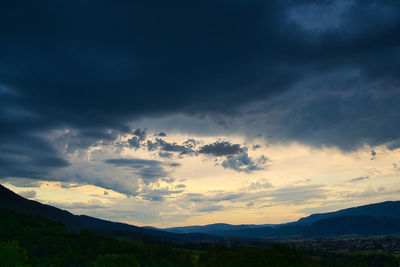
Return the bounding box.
[288,0,354,33]
[0,134,70,179]
[387,141,400,151]
[18,190,36,199]
[146,138,196,156]
[0,0,399,184]
[370,149,377,160]
[127,136,141,149]
[158,151,173,158]
[347,176,369,183]
[221,153,268,173]
[178,183,327,207]
[132,128,147,141]
[197,141,267,173]
[245,178,274,191]
[140,187,185,202]
[267,184,329,205]
[104,158,161,167]
[49,199,108,210]
[104,158,170,184]
[340,186,399,199]
[196,205,224,213]
[3,178,42,188]
[198,141,244,156]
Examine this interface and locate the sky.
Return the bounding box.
[1,0,400,228]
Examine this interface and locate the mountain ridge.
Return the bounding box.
[297,200,400,224]
[0,184,220,242]
[2,184,400,240]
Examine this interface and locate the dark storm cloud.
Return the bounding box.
[221,154,268,173]
[146,138,195,156]
[132,129,147,141]
[199,141,244,156]
[0,0,400,181]
[387,141,400,151]
[197,141,268,172]
[127,136,141,149]
[0,134,70,179]
[104,158,161,167]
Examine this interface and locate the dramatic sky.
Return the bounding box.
[1,0,400,227]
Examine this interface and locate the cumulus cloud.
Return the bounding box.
[127,136,141,149]
[199,141,244,156]
[221,154,268,173]
[146,138,196,156]
[132,129,147,141]
[245,178,274,191]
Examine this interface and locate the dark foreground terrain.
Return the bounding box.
[2,208,400,266]
[1,184,400,266]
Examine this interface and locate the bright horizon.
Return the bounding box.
[2,129,400,228]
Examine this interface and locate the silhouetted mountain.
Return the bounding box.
[0,184,220,243]
[297,201,400,224]
[219,202,400,238]
[304,216,400,237]
[3,184,400,240]
[163,223,277,235]
[162,201,400,239]
[221,216,400,238]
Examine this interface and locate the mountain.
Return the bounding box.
[297,201,400,224]
[164,201,400,239]
[215,201,400,238]
[163,223,277,235]
[304,215,400,237]
[217,216,400,238]
[0,184,219,243]
[3,184,400,240]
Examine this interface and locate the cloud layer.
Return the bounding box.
[0,0,399,192]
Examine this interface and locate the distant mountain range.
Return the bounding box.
[161,223,278,235]
[2,183,400,240]
[160,201,400,238]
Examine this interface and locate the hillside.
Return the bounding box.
[2,184,400,240]
[0,184,219,243]
[297,201,400,224]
